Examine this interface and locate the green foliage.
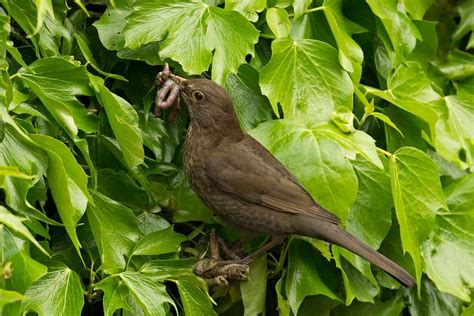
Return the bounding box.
[0,0,473,315]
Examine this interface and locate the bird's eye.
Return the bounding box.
[193,91,205,102]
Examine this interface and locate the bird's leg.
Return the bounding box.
[238,236,285,265]
[217,236,241,260]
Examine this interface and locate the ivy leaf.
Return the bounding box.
[0,206,49,256]
[89,75,144,169]
[389,147,447,286]
[0,120,54,224]
[452,0,474,49]
[0,225,47,293]
[173,274,216,316]
[423,174,474,301]
[22,262,84,316]
[366,0,421,62]
[402,0,434,20]
[131,227,186,257]
[95,277,132,316]
[259,38,353,123]
[124,1,259,84]
[17,57,98,139]
[118,271,175,316]
[0,289,26,310]
[240,255,267,316]
[87,191,142,274]
[250,119,358,222]
[266,8,292,38]
[225,0,266,22]
[30,134,90,258]
[285,239,341,315]
[435,95,474,169]
[224,64,274,132]
[313,124,382,168]
[323,0,364,81]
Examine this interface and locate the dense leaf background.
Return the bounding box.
[0,0,473,315]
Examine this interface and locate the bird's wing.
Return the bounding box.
[205,136,340,224]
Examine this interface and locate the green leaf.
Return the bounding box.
[389,147,447,286]
[32,0,54,35]
[139,259,215,315]
[259,38,353,123]
[0,225,47,293]
[402,0,434,20]
[423,173,474,301]
[365,62,440,126]
[332,250,379,304]
[22,262,84,316]
[170,185,215,224]
[293,0,312,19]
[95,277,132,316]
[266,8,292,38]
[93,0,131,51]
[30,134,90,257]
[174,274,216,316]
[285,239,340,315]
[368,112,403,136]
[406,277,463,316]
[119,271,175,316]
[452,0,474,49]
[322,0,364,81]
[17,57,98,138]
[224,64,274,132]
[345,159,392,250]
[0,111,55,224]
[434,94,474,169]
[336,158,393,291]
[437,50,474,80]
[333,291,404,316]
[366,0,420,62]
[89,75,144,169]
[0,166,34,179]
[0,289,26,309]
[313,124,382,168]
[75,34,128,81]
[87,191,142,274]
[250,120,358,220]
[225,0,266,22]
[240,255,267,316]
[131,227,186,257]
[124,1,259,84]
[0,206,49,256]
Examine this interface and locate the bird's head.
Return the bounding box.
[180,78,234,121]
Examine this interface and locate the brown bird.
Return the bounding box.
[155,67,415,287]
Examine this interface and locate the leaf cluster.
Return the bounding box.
[0,0,473,315]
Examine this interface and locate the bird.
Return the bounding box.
[155,67,416,287]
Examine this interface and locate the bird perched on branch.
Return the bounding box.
[155,65,415,288]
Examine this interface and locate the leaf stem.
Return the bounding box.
[377,147,393,157]
[260,33,276,39]
[305,6,324,14]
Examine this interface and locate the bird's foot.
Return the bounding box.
[193,229,251,286]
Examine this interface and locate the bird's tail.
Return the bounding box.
[293,216,416,287]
